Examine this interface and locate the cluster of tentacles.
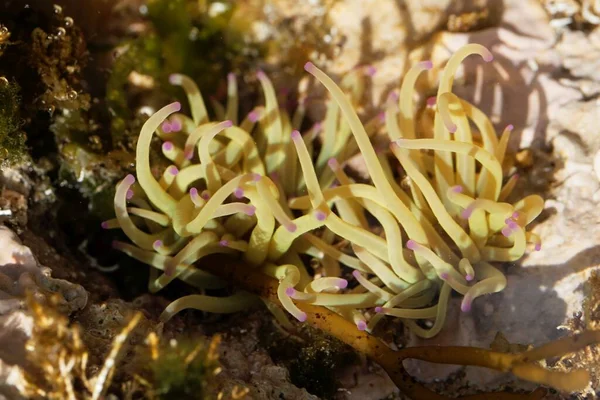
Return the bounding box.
[104,44,543,338]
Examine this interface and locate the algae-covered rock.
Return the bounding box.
[0,78,26,167]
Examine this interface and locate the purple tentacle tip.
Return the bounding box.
[286,223,297,233]
[512,211,520,219]
[501,226,512,237]
[126,189,134,200]
[374,306,383,313]
[327,158,339,169]
[465,274,474,282]
[173,102,181,112]
[388,91,399,102]
[256,70,266,79]
[170,118,182,132]
[378,111,386,122]
[162,141,173,151]
[184,150,194,160]
[506,219,518,230]
[169,166,179,175]
[535,243,542,251]
[219,240,229,247]
[101,221,108,229]
[315,211,326,221]
[161,121,172,133]
[291,130,301,140]
[190,188,198,197]
[357,320,367,331]
[223,120,233,128]
[461,298,472,312]
[461,209,474,220]
[248,110,259,122]
[440,272,449,280]
[338,279,348,289]
[252,173,262,182]
[246,206,256,216]
[451,185,464,193]
[406,239,418,250]
[421,60,433,70]
[228,72,235,81]
[352,270,362,279]
[233,188,244,199]
[168,74,180,85]
[201,190,211,200]
[304,62,315,72]
[483,53,494,63]
[153,240,163,249]
[506,124,514,131]
[426,96,436,106]
[124,174,136,185]
[297,312,308,322]
[365,65,377,76]
[285,287,295,297]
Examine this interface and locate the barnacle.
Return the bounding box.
[104,43,542,339]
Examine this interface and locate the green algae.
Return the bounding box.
[106,0,261,148]
[0,78,26,166]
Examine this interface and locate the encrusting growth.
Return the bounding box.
[103,44,598,396]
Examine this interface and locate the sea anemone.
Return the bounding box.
[103,44,543,338]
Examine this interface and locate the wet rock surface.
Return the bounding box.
[0,224,88,398]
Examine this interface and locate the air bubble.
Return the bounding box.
[67,90,78,100]
[189,27,199,41]
[64,17,73,27]
[57,27,66,37]
[53,4,62,14]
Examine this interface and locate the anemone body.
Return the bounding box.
[105,44,543,337]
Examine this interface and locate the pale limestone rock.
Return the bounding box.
[0,225,87,397]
